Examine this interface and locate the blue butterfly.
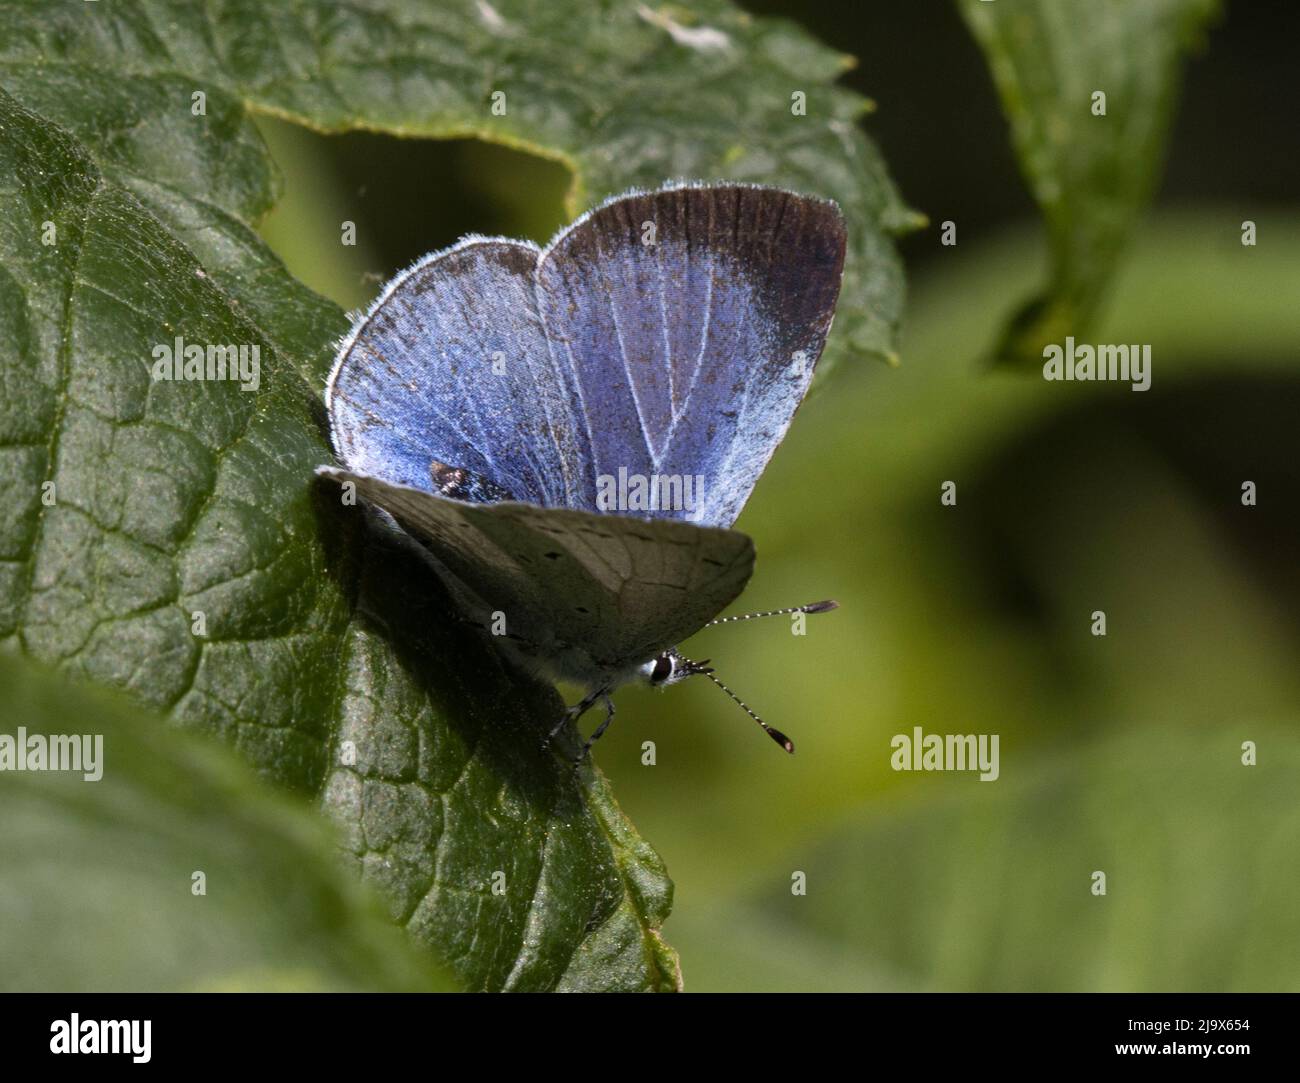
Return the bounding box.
[319,183,844,757]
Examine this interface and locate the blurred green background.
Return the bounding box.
[254,2,1300,990]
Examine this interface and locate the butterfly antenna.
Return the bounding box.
[699,669,795,754]
[705,599,838,627]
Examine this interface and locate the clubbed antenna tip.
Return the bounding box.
[803,599,839,614]
[766,725,796,754]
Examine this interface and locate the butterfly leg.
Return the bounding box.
[546,686,603,747]
[573,692,617,764]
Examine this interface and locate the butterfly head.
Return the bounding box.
[642,648,713,689]
[636,601,839,754]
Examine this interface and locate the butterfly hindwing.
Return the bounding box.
[319,468,755,671]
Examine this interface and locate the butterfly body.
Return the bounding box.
[320,182,845,752]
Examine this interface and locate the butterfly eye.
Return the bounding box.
[650,654,674,684]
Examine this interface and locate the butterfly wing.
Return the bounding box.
[328,185,845,527]
[323,185,838,673]
[319,468,754,673]
[326,238,588,506]
[536,184,846,525]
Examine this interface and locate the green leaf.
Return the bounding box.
[0,0,913,367]
[0,80,674,990]
[0,0,926,990]
[0,652,455,991]
[957,0,1218,366]
[0,0,909,991]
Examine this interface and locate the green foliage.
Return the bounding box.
[0,0,911,990]
[0,0,913,366]
[958,0,1219,366]
[1,0,1281,995]
[616,210,1300,990]
[0,0,909,993]
[0,653,454,991]
[0,72,674,992]
[712,725,1300,991]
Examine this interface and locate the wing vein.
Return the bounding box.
[591,224,658,471]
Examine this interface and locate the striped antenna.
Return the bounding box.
[699,669,795,754]
[705,599,838,627]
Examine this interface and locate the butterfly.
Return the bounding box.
[318,182,845,758]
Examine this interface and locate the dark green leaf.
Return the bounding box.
[0,75,676,990]
[958,0,1218,366]
[0,0,913,991]
[0,0,922,989]
[0,652,454,991]
[0,0,914,369]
